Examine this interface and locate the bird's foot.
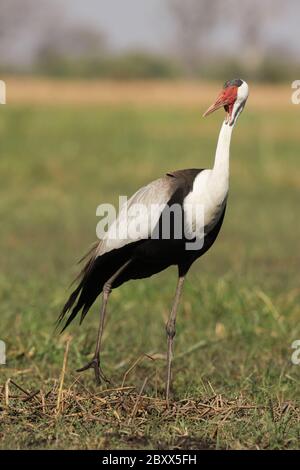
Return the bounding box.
[77,356,111,385]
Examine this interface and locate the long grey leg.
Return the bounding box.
[165,275,185,402]
[77,259,132,384]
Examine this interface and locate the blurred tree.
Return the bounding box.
[0,0,62,68]
[228,0,281,71]
[97,51,181,80]
[0,0,35,64]
[0,0,34,38]
[168,0,222,74]
[0,0,107,74]
[36,25,108,63]
[36,24,108,75]
[168,0,287,80]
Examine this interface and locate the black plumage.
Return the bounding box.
[59,168,226,330]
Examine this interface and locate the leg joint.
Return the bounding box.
[166,321,176,339]
[103,282,112,295]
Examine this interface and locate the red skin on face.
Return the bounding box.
[203,85,238,118]
[215,86,238,117]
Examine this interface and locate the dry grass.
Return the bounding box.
[1,342,299,450]
[4,77,293,109]
[1,379,294,450]
[2,376,298,450]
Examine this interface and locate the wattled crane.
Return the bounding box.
[59,78,249,401]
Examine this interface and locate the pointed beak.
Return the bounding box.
[203,91,229,117]
[203,85,238,122]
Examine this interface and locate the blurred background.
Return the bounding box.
[1,0,300,450]
[1,0,300,81]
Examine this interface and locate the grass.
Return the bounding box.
[0,85,300,449]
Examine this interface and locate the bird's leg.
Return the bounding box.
[77,285,111,384]
[165,275,185,403]
[77,259,132,385]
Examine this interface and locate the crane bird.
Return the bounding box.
[59,78,249,401]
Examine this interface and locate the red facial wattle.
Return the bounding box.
[203,85,238,123]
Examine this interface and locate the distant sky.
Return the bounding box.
[63,0,173,52]
[2,0,300,65]
[62,0,299,57]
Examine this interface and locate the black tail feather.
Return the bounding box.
[60,301,82,332]
[58,245,103,332]
[59,241,138,332]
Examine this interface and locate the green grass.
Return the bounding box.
[0,103,300,449]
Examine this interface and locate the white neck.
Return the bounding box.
[208,120,233,196]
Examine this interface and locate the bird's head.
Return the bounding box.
[203,78,249,126]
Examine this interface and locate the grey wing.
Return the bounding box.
[95,175,180,257]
